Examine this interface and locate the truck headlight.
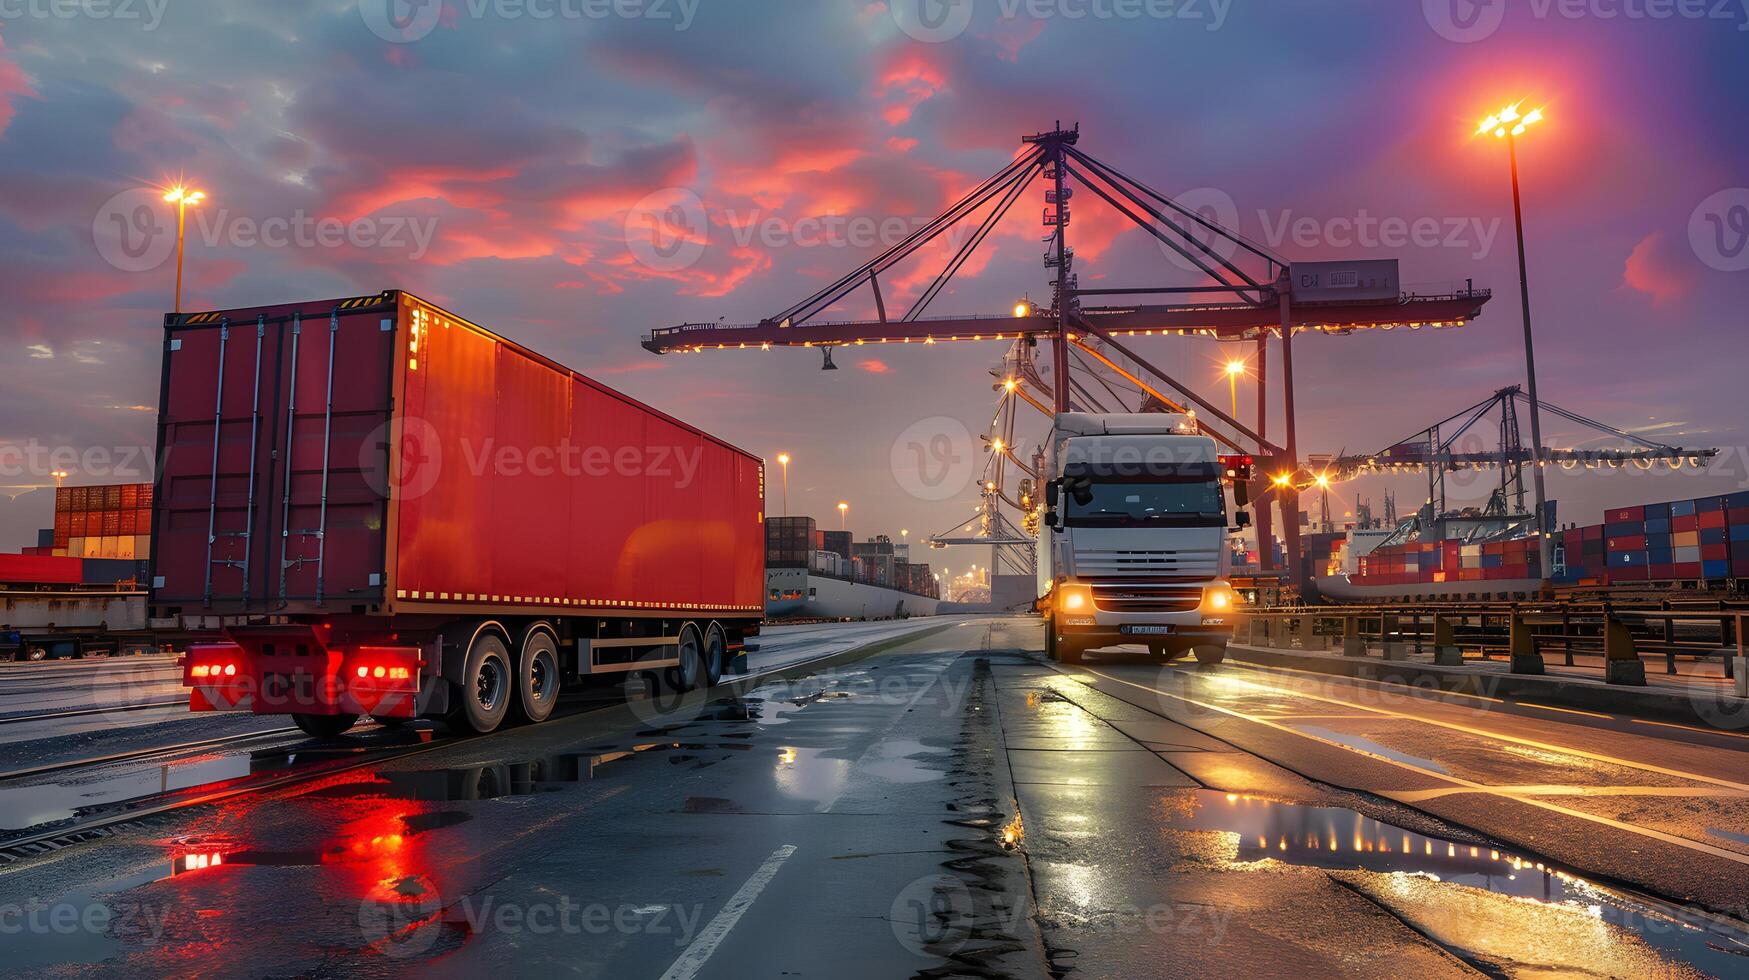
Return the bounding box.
[1057,584,1092,613]
[1201,586,1234,613]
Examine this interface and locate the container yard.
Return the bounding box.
[5,8,1749,977]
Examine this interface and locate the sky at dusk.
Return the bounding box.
[0,0,1746,564]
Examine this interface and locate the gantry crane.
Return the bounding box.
[642,124,1494,581]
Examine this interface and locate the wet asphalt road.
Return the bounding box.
[3,616,1748,977]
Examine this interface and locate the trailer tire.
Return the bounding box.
[515,628,561,724]
[671,624,706,691]
[702,623,727,688]
[293,713,358,739]
[450,630,513,734]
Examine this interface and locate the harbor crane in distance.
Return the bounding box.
[641,124,1495,581]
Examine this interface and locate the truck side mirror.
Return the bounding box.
[1233,479,1250,508]
[1232,510,1251,532]
[1044,510,1059,531]
[1044,481,1059,508]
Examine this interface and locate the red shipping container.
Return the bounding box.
[136,508,153,533]
[100,510,121,536]
[1672,514,1699,532]
[1731,508,1749,526]
[0,554,84,585]
[1610,566,1650,582]
[1606,506,1645,523]
[54,489,71,512]
[1671,562,1703,579]
[1736,559,1749,577]
[153,290,765,618]
[68,486,89,511]
[1702,543,1729,561]
[1699,510,1727,529]
[53,511,71,547]
[102,485,121,509]
[1583,524,1605,540]
[119,510,138,535]
[1608,535,1647,552]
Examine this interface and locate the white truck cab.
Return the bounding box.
[1037,412,1251,664]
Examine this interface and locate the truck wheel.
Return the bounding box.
[1051,629,1083,665]
[671,624,706,691]
[451,631,513,734]
[293,713,358,739]
[1193,645,1227,666]
[702,624,727,688]
[516,629,561,724]
[24,645,47,662]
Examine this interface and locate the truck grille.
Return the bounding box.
[1089,582,1203,613]
[1074,549,1220,577]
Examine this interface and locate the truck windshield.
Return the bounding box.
[1065,480,1225,528]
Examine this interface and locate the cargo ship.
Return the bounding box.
[764,517,940,619]
[1310,488,1749,601]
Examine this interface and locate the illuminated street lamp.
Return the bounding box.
[162,184,207,313]
[51,469,69,489]
[775,453,791,517]
[1223,358,1248,418]
[1476,101,1552,587]
[837,500,849,530]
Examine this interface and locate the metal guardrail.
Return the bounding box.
[1239,601,1749,688]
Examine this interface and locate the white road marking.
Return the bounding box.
[659,844,797,980]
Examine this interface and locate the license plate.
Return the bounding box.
[1121,625,1174,636]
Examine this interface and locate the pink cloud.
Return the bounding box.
[1621,231,1696,304]
[0,30,35,138]
[856,358,891,374]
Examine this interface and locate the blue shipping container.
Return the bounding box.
[1729,490,1749,509]
[1644,518,1670,534]
[1671,500,1697,517]
[1643,502,1672,520]
[1702,528,1728,546]
[1609,551,1644,568]
[1605,521,1645,537]
[1704,560,1731,580]
[1644,532,1673,549]
[1731,524,1749,542]
[1649,548,1674,566]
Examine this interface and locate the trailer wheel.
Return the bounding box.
[702,624,727,688]
[293,713,358,739]
[450,631,513,734]
[671,624,706,691]
[515,629,561,723]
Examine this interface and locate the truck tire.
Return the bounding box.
[24,645,47,662]
[671,624,706,691]
[702,624,727,688]
[293,713,358,739]
[451,631,513,734]
[1193,644,1227,666]
[515,628,561,724]
[1049,626,1083,665]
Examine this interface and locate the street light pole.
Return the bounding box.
[162,185,206,314]
[776,453,791,517]
[1480,104,1551,588]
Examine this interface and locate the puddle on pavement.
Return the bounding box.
[1165,789,1749,975]
[0,753,265,831]
[319,741,758,803]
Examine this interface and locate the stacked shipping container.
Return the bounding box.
[1347,490,1749,589]
[52,483,153,561]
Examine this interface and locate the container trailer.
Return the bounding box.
[152,291,765,737]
